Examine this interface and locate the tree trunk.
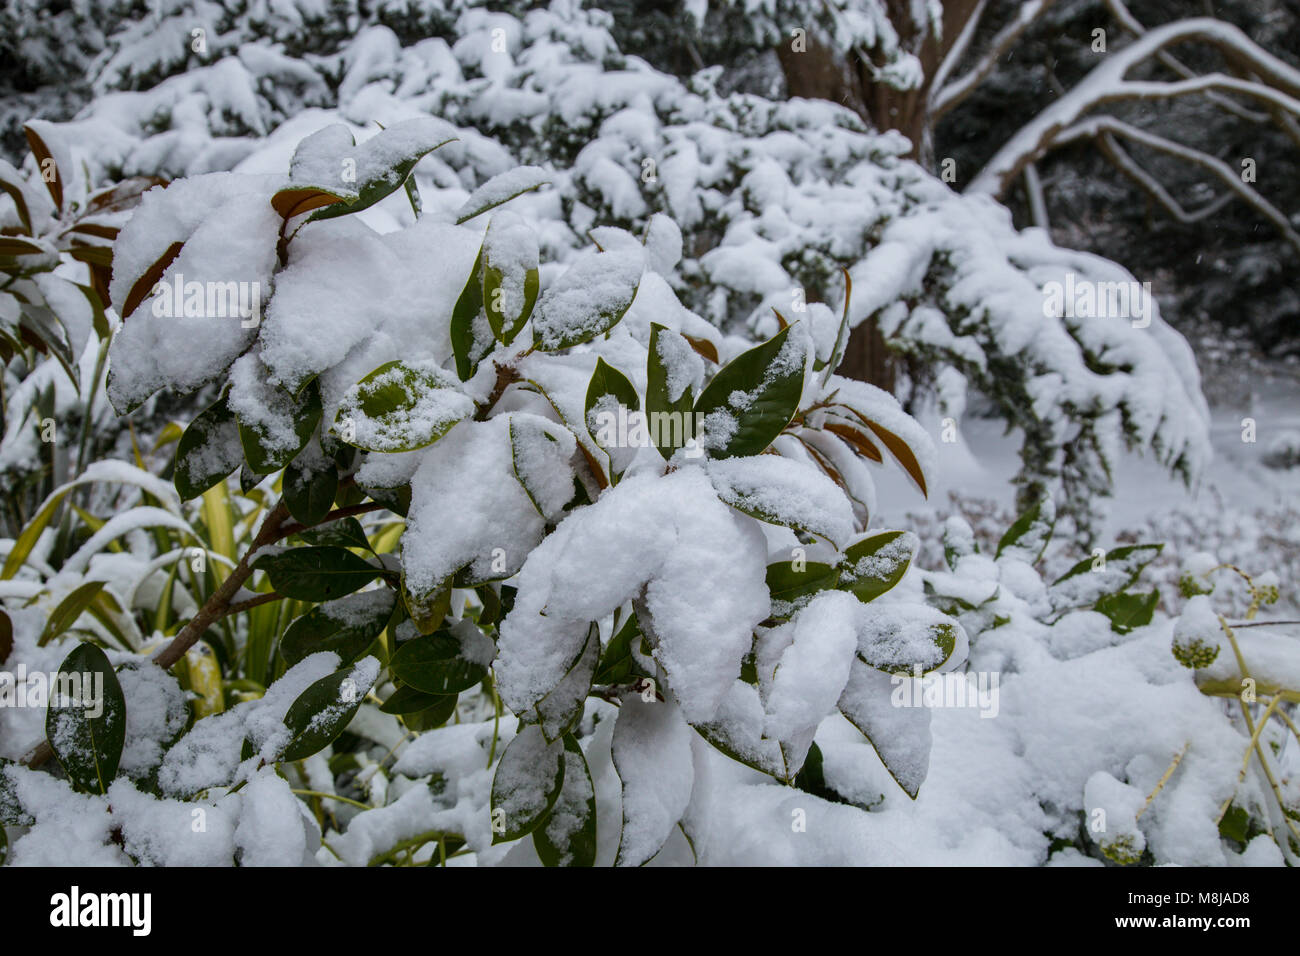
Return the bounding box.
[774,0,983,389]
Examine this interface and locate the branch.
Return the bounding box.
[1022,162,1050,228]
[21,500,293,770]
[931,0,1058,120]
[1102,0,1269,122]
[1096,131,1234,224]
[1058,116,1300,256]
[928,0,989,106]
[969,17,1300,196]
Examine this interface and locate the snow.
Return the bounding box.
[495,468,770,723]
[3,0,1296,872]
[610,696,694,866]
[401,415,548,592]
[531,249,643,351]
[107,172,283,410]
[708,455,855,547]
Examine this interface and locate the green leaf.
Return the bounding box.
[174,393,241,501]
[390,621,492,695]
[281,122,456,224]
[38,581,106,646]
[532,250,642,352]
[838,530,915,604]
[45,642,126,795]
[646,323,696,459]
[379,683,447,715]
[534,735,597,866]
[299,516,371,552]
[238,380,322,475]
[765,560,840,619]
[254,547,382,602]
[280,661,378,762]
[280,590,395,667]
[482,215,540,346]
[531,622,599,742]
[449,244,490,382]
[454,166,551,224]
[593,612,645,685]
[283,456,339,527]
[0,757,34,825]
[996,498,1054,563]
[401,692,459,731]
[334,360,474,454]
[693,325,805,459]
[1050,546,1164,590]
[491,724,566,844]
[584,357,640,450]
[1095,591,1158,634]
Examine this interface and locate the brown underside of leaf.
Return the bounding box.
[120,240,185,318]
[682,333,719,364]
[823,420,883,462]
[23,124,62,212]
[272,187,347,219]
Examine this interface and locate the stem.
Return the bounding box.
[487,669,502,769]
[20,500,290,770]
[225,592,285,616]
[291,789,372,812]
[273,502,386,543]
[1137,742,1188,819]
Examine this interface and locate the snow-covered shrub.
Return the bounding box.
[907,502,1299,865]
[0,122,160,530]
[26,0,1211,540]
[0,120,968,865]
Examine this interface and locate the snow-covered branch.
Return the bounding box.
[968,17,1300,197]
[930,0,1057,119]
[1060,116,1300,255]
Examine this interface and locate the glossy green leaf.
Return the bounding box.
[646,323,697,459]
[280,661,378,762]
[283,456,339,526]
[45,642,125,795]
[280,589,395,667]
[253,547,382,602]
[838,530,915,604]
[1095,590,1159,634]
[174,394,242,501]
[390,622,492,695]
[237,380,322,475]
[693,325,804,459]
[334,360,473,454]
[534,735,597,866]
[491,724,566,844]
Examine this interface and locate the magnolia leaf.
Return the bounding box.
[281,660,379,762]
[533,735,598,867]
[334,360,474,453]
[45,642,125,795]
[491,724,566,844]
[694,325,805,459]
